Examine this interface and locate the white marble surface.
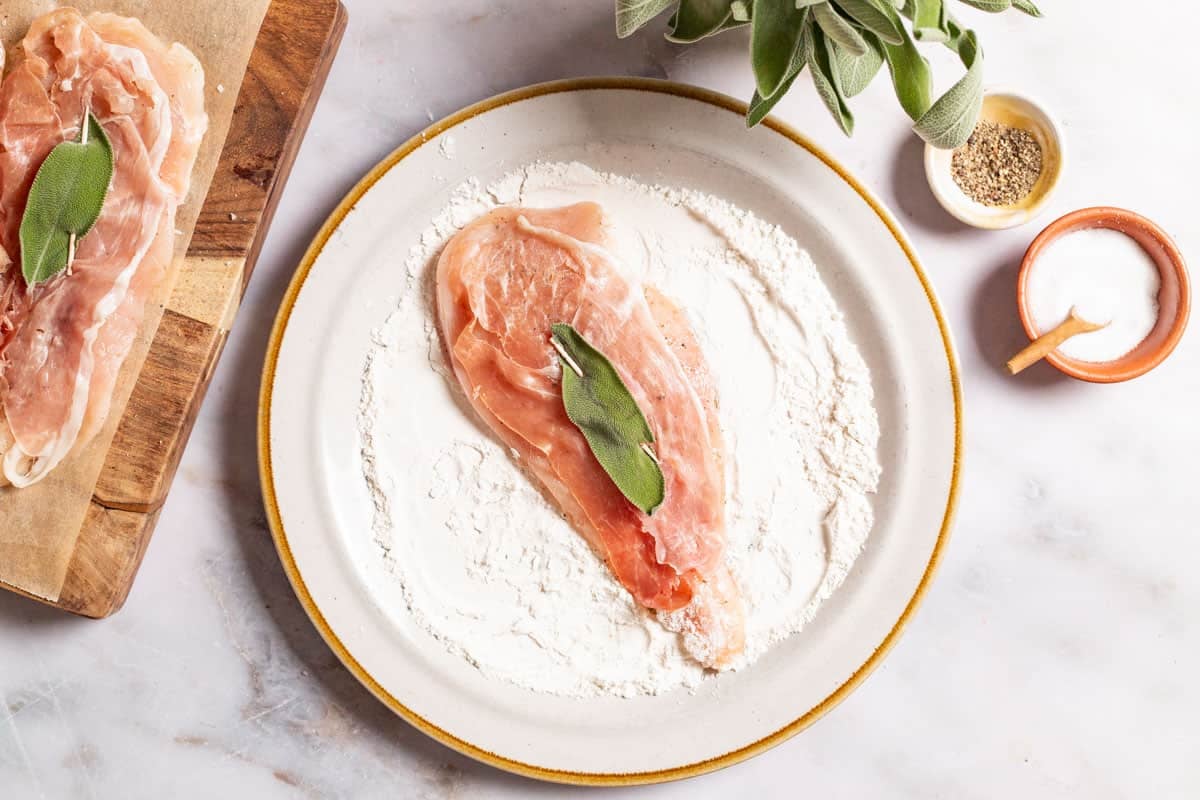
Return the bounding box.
[2,1,1198,796]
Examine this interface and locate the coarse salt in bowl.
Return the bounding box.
[1017,207,1191,383]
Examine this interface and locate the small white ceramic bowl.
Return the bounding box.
[925,87,1065,230]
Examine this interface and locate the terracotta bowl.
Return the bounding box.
[1017,207,1191,382]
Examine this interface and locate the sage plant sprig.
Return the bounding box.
[616,0,1041,148]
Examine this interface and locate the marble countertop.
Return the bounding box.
[2,1,1197,797]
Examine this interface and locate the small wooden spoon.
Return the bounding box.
[1007,308,1109,375]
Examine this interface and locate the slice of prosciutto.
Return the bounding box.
[436,203,746,668]
[0,9,207,487]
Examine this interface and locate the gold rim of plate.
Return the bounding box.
[256,77,965,787]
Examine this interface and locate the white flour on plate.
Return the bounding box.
[358,162,880,697]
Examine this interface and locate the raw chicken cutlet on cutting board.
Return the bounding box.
[0,0,346,618]
[436,202,745,669]
[0,8,208,488]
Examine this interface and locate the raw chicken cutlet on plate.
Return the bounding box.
[436,202,745,669]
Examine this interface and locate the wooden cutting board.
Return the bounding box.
[0,0,347,618]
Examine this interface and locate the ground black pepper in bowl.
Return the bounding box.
[950,120,1043,207]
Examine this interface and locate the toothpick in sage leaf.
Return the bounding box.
[551,323,665,515]
[20,111,113,286]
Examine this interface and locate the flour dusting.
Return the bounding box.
[358,162,880,697]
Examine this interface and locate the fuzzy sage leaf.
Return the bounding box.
[751,0,809,99]
[615,0,675,37]
[812,2,869,56]
[879,10,933,118]
[807,25,855,134]
[831,33,884,96]
[668,0,738,42]
[20,112,113,286]
[957,0,1010,10]
[913,27,983,148]
[834,0,903,45]
[907,0,949,42]
[747,10,811,125]
[551,323,665,515]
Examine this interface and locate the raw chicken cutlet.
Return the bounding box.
[0,9,208,487]
[436,202,745,669]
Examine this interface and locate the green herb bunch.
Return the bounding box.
[616,0,1041,148]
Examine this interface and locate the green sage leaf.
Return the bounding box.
[668,0,737,42]
[812,2,869,56]
[551,323,665,515]
[879,17,932,119]
[795,0,827,7]
[833,0,903,44]
[913,28,983,148]
[957,0,1010,11]
[831,33,884,96]
[908,0,949,41]
[807,25,855,134]
[747,12,812,125]
[752,0,809,99]
[942,9,967,47]
[616,0,675,38]
[20,112,113,286]
[1010,0,1041,16]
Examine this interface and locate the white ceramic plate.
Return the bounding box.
[259,79,962,785]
